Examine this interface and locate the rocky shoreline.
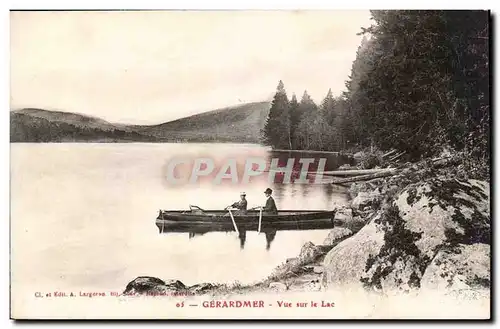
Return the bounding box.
[123,151,490,301]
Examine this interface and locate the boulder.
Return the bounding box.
[361,178,489,293]
[334,206,368,230]
[348,182,370,199]
[123,277,221,296]
[351,189,381,211]
[394,179,489,256]
[269,282,288,292]
[123,276,186,295]
[334,206,354,222]
[270,242,332,279]
[322,218,385,288]
[189,283,215,294]
[322,177,490,295]
[323,227,353,245]
[421,243,490,295]
[297,241,323,263]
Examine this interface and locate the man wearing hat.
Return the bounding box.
[262,188,278,214]
[229,192,248,212]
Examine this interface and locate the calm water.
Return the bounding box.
[11,143,350,292]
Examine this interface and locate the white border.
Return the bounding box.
[4,0,498,10]
[1,1,497,327]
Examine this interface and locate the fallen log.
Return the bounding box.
[271,148,346,155]
[328,155,460,185]
[382,149,398,158]
[389,151,406,162]
[431,156,460,168]
[330,168,399,184]
[321,168,395,177]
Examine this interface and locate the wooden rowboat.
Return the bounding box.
[156,207,337,233]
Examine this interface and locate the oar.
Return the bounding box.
[189,205,205,212]
[258,208,263,234]
[227,208,239,234]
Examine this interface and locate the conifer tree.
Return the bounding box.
[261,80,291,149]
[320,88,336,126]
[298,90,317,116]
[289,93,300,149]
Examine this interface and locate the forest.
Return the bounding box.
[261,10,489,179]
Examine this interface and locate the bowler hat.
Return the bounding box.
[264,188,273,194]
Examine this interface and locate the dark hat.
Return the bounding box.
[264,188,273,194]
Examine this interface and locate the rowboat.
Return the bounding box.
[156,206,337,233]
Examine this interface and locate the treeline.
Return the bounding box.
[261,81,350,151]
[10,113,157,142]
[262,10,489,165]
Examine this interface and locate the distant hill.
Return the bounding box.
[134,101,271,143]
[13,108,116,130]
[10,101,271,143]
[10,111,156,143]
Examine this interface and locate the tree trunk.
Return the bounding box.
[322,168,396,176]
[329,169,399,184]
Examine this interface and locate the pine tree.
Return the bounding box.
[320,88,336,125]
[261,80,291,149]
[298,90,317,114]
[293,91,318,149]
[289,93,300,149]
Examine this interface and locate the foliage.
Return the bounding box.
[346,11,489,164]
[261,11,489,179]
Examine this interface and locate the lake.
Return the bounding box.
[10,143,351,294]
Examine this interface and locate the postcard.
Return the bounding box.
[10,10,491,320]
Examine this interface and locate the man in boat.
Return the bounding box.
[262,188,278,214]
[228,192,248,212]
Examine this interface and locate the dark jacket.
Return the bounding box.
[232,199,248,210]
[263,196,278,214]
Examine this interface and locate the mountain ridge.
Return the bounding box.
[10,101,271,143]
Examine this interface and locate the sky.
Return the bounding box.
[10,10,372,124]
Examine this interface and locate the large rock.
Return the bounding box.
[270,242,332,280]
[323,227,353,245]
[394,179,490,255]
[123,276,186,295]
[351,189,381,211]
[322,177,490,294]
[322,217,385,287]
[348,182,370,200]
[123,277,217,296]
[269,282,288,292]
[421,243,490,295]
[297,241,331,263]
[333,205,369,230]
[189,283,215,294]
[334,206,354,222]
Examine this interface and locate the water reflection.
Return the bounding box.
[239,230,246,249]
[188,231,206,239]
[265,230,277,250]
[165,225,327,251]
[237,229,277,250]
[262,150,353,208]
